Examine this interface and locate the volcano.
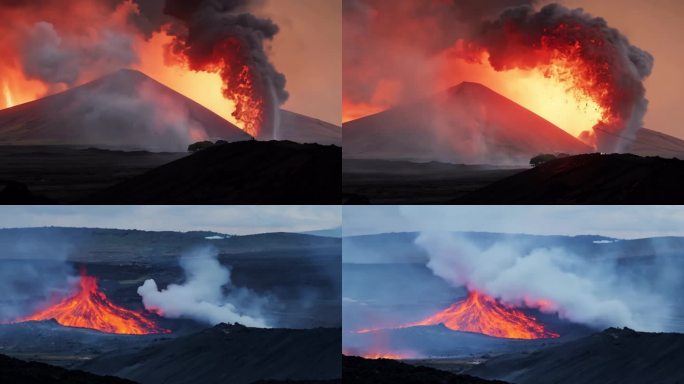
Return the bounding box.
[408,291,558,340]
[0,69,251,151]
[278,109,341,146]
[628,128,684,158]
[343,82,592,164]
[15,271,167,335]
[0,69,340,149]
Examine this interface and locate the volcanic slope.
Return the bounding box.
[343,355,508,384]
[0,69,251,151]
[468,327,684,384]
[277,110,341,146]
[628,128,684,158]
[83,140,341,203]
[456,153,684,203]
[343,82,591,164]
[0,353,137,384]
[344,324,560,358]
[79,323,341,384]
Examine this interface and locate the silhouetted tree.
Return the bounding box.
[530,154,557,167]
[187,141,214,152]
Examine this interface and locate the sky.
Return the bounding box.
[555,0,684,138]
[259,0,341,125]
[0,206,341,235]
[343,205,684,239]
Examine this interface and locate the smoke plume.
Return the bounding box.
[0,232,76,321]
[414,232,670,331]
[344,1,653,152]
[159,0,288,139]
[75,70,208,151]
[137,247,269,327]
[459,3,653,151]
[0,0,286,139]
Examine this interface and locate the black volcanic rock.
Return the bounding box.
[79,323,341,384]
[344,324,562,359]
[343,355,508,384]
[468,327,684,384]
[253,380,341,384]
[0,180,53,203]
[83,140,341,203]
[456,153,684,203]
[0,353,137,384]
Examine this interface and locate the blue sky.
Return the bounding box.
[0,206,341,235]
[343,206,684,239]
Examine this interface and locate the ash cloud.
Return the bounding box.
[20,21,138,89]
[137,247,270,328]
[462,3,653,151]
[414,231,672,331]
[74,71,207,151]
[343,0,535,109]
[2,0,287,139]
[345,1,653,153]
[131,0,288,138]
[0,233,76,321]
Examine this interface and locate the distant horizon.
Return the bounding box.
[0,225,342,237]
[0,206,341,236]
[343,206,684,239]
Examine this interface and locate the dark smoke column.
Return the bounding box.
[461,3,653,152]
[163,0,288,139]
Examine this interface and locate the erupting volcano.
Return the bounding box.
[409,291,559,340]
[15,271,168,335]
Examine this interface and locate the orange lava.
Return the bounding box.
[408,291,559,339]
[15,272,168,335]
[165,33,266,137]
[362,352,409,360]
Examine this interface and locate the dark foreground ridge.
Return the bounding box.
[79,323,341,384]
[0,353,137,384]
[83,140,341,204]
[343,355,508,384]
[468,327,684,384]
[456,153,684,203]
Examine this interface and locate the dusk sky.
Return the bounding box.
[261,0,341,125]
[0,206,341,235]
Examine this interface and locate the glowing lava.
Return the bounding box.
[362,352,409,360]
[408,291,559,340]
[15,272,168,335]
[165,34,266,137]
[2,81,13,108]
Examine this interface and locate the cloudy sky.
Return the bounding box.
[0,206,341,235]
[344,206,684,239]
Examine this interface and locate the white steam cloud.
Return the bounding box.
[415,232,670,331]
[137,247,268,328]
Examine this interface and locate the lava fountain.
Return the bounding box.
[15,271,168,335]
[408,291,558,339]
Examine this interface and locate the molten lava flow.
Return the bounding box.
[16,272,168,335]
[2,81,13,108]
[362,352,409,360]
[166,36,266,137]
[409,291,559,339]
